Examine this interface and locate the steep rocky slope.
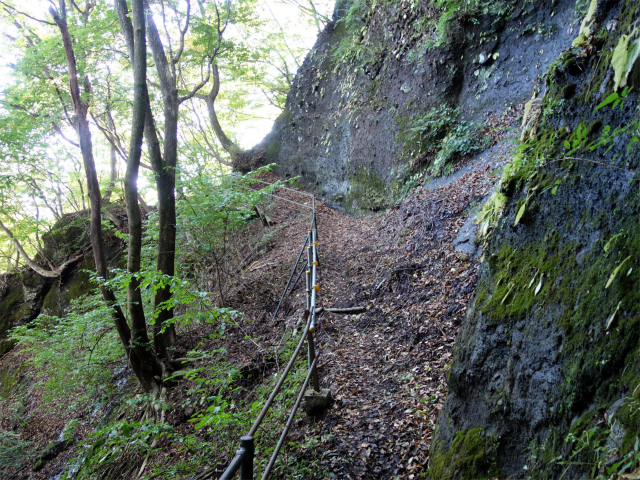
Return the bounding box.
[244,0,580,212]
[0,209,125,355]
[431,0,640,478]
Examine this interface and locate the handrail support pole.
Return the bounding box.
[307,330,320,392]
[240,436,254,480]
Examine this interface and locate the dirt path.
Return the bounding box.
[284,149,509,479]
[0,145,508,480]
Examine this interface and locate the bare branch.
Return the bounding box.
[171,0,190,66]
[0,217,83,278]
[52,120,80,147]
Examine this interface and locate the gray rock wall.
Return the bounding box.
[430,0,640,477]
[247,0,578,211]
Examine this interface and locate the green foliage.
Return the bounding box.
[174,165,287,298]
[331,0,372,64]
[68,416,174,479]
[433,120,487,175]
[401,105,460,157]
[400,106,487,176]
[429,0,518,48]
[558,400,640,480]
[0,430,38,471]
[612,30,640,91]
[9,292,123,409]
[595,87,633,111]
[66,327,320,479]
[474,191,508,240]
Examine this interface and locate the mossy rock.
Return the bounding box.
[42,253,97,318]
[0,362,24,398]
[264,140,281,165]
[0,270,53,338]
[344,167,388,212]
[0,339,17,357]
[429,427,499,479]
[40,214,91,265]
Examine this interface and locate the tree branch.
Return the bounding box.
[0,218,82,278]
[0,1,56,25]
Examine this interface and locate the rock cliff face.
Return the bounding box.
[248,0,640,478]
[429,0,640,478]
[248,0,579,211]
[0,211,124,354]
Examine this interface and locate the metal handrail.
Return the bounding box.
[261,356,318,480]
[268,235,310,326]
[254,180,315,199]
[234,183,314,210]
[220,183,322,480]
[248,311,311,437]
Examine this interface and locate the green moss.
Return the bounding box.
[42,216,90,264]
[264,140,281,165]
[344,167,388,212]
[0,286,23,319]
[281,108,294,124]
[0,363,24,398]
[475,169,640,473]
[428,427,499,479]
[482,230,570,322]
[0,285,25,332]
[617,397,640,452]
[67,271,93,300]
[41,254,96,317]
[0,339,17,356]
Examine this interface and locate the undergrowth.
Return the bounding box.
[398,105,488,177]
[2,166,328,478]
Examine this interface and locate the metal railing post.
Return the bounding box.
[306,234,313,310]
[220,183,329,480]
[240,436,254,480]
[306,329,320,392]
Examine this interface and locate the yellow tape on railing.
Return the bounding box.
[313,285,320,292]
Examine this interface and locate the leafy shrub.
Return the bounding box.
[10,293,123,409]
[173,165,286,303]
[0,430,37,471]
[401,106,487,176]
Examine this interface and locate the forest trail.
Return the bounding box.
[0,145,509,480]
[242,143,511,478]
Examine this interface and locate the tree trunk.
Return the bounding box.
[117,0,177,362]
[144,0,180,360]
[50,1,161,393]
[102,111,119,203]
[205,65,241,157]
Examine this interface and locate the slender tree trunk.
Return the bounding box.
[102,111,119,203]
[144,0,179,360]
[116,0,176,362]
[50,0,161,393]
[125,0,164,391]
[205,65,241,156]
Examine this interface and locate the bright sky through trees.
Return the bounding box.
[0,0,331,146]
[0,0,332,272]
